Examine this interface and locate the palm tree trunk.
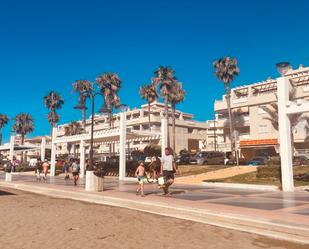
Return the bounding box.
[164,96,170,147]
[0,129,2,145]
[148,103,151,130]
[21,134,25,163]
[172,103,176,155]
[291,133,295,156]
[225,85,235,157]
[109,112,112,157]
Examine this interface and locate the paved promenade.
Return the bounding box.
[0,172,308,245]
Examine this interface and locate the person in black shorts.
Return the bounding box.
[160,147,177,195]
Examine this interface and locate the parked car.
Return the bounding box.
[293,155,309,166]
[175,153,194,165]
[226,157,247,165]
[189,151,225,165]
[247,156,267,166]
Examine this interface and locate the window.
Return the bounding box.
[258,124,269,134]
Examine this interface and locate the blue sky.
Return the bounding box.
[1,0,309,143]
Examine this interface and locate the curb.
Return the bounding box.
[201,182,279,191]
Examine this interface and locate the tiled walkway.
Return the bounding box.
[1,172,309,244]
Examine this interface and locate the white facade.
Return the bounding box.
[55,102,209,157]
[212,64,309,159]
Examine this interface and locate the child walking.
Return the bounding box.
[135,160,145,197]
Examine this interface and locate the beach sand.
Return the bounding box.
[0,187,306,249]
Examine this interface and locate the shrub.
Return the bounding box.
[15,166,35,172]
[257,165,281,179]
[266,156,281,167]
[144,144,161,157]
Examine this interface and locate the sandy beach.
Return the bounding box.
[0,187,307,249]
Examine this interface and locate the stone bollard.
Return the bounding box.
[5,172,12,182]
[85,171,104,192]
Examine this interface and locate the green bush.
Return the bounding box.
[143,144,161,157]
[266,156,281,167]
[257,165,281,179]
[15,166,35,172]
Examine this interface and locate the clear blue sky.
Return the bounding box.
[1,0,309,143]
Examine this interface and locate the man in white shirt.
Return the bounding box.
[160,147,177,195]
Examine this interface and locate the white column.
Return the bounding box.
[79,140,85,178]
[161,118,168,156]
[119,112,126,180]
[40,137,46,161]
[9,135,15,162]
[277,76,294,192]
[50,127,57,176]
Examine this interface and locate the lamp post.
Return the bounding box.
[89,92,109,170]
[213,114,217,151]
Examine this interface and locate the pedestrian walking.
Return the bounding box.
[42,159,49,181]
[35,158,43,181]
[71,159,80,186]
[135,160,146,197]
[148,156,160,182]
[63,159,70,180]
[160,147,178,196]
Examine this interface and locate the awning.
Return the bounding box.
[240,139,278,148]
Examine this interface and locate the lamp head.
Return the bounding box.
[98,105,111,113]
[74,103,87,110]
[276,62,291,76]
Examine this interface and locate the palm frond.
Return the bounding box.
[13,113,34,136]
[44,91,64,111]
[0,114,9,129]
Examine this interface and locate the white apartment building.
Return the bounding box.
[212,64,309,160]
[55,102,209,157]
[0,135,51,161]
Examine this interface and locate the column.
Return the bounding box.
[161,118,168,156]
[50,127,57,176]
[79,140,85,178]
[119,112,126,180]
[277,77,294,192]
[40,137,46,161]
[9,135,14,162]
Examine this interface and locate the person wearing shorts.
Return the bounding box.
[135,161,145,197]
[71,159,80,186]
[42,160,49,181]
[160,147,177,196]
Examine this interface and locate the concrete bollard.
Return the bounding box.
[5,172,12,182]
[85,171,104,192]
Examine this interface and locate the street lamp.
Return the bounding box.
[213,114,217,151]
[276,62,292,76]
[88,92,106,171]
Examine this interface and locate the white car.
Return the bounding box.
[29,158,38,167]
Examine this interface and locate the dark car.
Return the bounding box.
[189,151,225,165]
[247,156,267,166]
[175,153,194,165]
[293,155,309,166]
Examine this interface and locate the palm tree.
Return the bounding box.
[13,113,34,163]
[13,113,34,145]
[139,83,158,129]
[64,121,83,156]
[95,72,122,155]
[213,57,240,156]
[44,91,64,136]
[168,81,186,153]
[95,72,122,127]
[0,114,9,145]
[261,89,309,153]
[72,80,93,128]
[153,66,177,146]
